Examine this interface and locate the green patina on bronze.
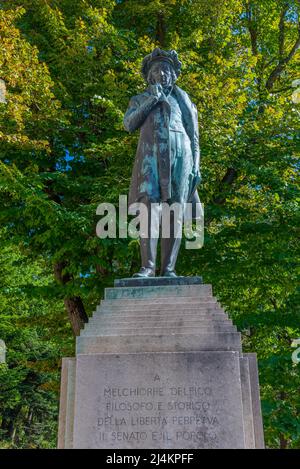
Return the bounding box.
[123,48,201,278]
[124,73,201,206]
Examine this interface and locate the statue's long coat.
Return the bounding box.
[124,84,201,214]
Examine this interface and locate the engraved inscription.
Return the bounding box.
[96,384,221,446]
[73,352,246,449]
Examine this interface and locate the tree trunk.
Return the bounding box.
[156,11,167,47]
[64,296,88,336]
[54,262,88,336]
[212,168,238,205]
[279,434,288,449]
[1,417,13,438]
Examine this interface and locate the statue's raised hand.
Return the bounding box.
[149,84,166,102]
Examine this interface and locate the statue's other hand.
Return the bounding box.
[192,167,201,183]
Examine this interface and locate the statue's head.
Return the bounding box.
[141,48,182,86]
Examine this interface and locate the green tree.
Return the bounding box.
[0,0,299,448]
[0,228,72,448]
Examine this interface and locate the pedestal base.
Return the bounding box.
[58,280,264,449]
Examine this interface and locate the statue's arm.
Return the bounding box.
[123,95,158,133]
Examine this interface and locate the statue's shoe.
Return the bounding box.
[161,270,177,278]
[132,267,155,278]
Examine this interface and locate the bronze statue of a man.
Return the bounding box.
[124,48,201,278]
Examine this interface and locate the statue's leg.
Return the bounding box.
[160,131,193,277]
[133,197,160,278]
[160,209,182,277]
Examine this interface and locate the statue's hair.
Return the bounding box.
[141,47,182,83]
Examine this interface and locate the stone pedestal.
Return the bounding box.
[58,279,264,449]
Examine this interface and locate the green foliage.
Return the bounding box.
[0,0,299,448]
[0,229,73,448]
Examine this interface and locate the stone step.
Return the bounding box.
[104,284,213,300]
[96,310,225,318]
[98,309,224,317]
[87,316,231,326]
[76,332,242,354]
[84,322,234,332]
[96,301,221,310]
[114,276,203,287]
[85,323,230,333]
[96,310,224,318]
[98,303,221,310]
[81,324,237,336]
[94,308,227,317]
[98,311,225,320]
[100,297,217,307]
[87,316,232,325]
[102,294,216,302]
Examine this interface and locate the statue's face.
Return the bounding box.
[148,61,173,87]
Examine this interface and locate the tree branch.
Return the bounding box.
[266,16,300,90]
[54,261,88,335]
[246,1,258,57]
[212,168,238,205]
[278,5,288,60]
[270,85,293,94]
[156,10,167,47]
[246,1,265,100]
[46,176,88,335]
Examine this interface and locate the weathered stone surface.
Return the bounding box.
[85,318,233,328]
[58,282,264,449]
[82,327,237,338]
[92,310,229,319]
[96,309,224,317]
[101,296,216,306]
[98,302,219,311]
[73,351,245,449]
[114,276,203,287]
[240,357,255,449]
[105,284,212,300]
[76,332,243,354]
[247,353,265,448]
[58,358,76,449]
[95,312,226,321]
